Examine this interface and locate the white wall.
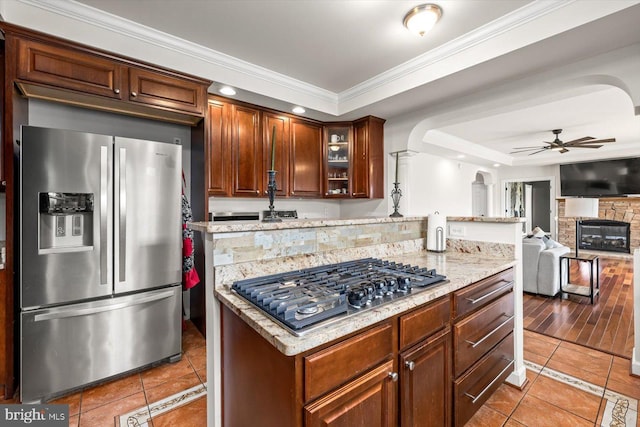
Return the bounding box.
[405,153,498,217]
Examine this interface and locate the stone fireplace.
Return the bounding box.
[558,198,640,254]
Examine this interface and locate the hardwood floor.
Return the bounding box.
[523,255,634,358]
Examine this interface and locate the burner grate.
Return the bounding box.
[232,258,447,335]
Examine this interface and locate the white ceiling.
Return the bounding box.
[6,0,640,167]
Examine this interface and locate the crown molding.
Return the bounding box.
[19,0,337,105]
[338,0,575,104]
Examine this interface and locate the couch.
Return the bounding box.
[522,237,570,296]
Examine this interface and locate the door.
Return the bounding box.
[20,286,181,403]
[400,328,451,427]
[114,137,181,294]
[20,126,113,308]
[290,119,323,197]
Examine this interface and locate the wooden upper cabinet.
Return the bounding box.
[353,116,385,199]
[263,112,290,197]
[231,105,263,197]
[8,25,210,125]
[16,37,125,100]
[207,100,231,196]
[128,67,206,115]
[290,119,323,198]
[352,120,369,198]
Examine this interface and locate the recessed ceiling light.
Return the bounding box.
[292,106,306,114]
[219,86,236,96]
[403,4,442,37]
[493,163,500,168]
[456,154,465,159]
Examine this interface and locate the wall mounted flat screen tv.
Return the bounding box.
[560,158,640,197]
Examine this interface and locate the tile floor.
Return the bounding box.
[3,324,640,426]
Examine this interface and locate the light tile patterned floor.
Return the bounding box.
[4,322,640,426]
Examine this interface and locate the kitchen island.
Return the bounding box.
[189,216,526,427]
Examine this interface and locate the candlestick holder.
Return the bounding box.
[389,182,403,217]
[262,170,282,222]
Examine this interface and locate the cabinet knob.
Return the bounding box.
[388,372,398,382]
[291,191,295,195]
[352,193,355,196]
[256,190,259,194]
[114,88,120,94]
[405,361,415,371]
[131,91,138,97]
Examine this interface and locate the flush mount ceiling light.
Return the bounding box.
[403,4,442,36]
[292,106,306,114]
[219,86,236,96]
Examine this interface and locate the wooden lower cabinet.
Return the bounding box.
[304,359,397,427]
[399,328,451,427]
[221,270,514,427]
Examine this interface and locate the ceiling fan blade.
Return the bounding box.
[510,147,546,154]
[511,146,546,150]
[571,144,603,149]
[527,148,549,156]
[562,136,595,145]
[566,138,616,146]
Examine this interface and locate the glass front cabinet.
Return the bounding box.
[324,125,352,197]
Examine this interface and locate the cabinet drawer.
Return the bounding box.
[453,268,513,319]
[304,322,393,402]
[454,291,514,377]
[454,332,514,427]
[399,296,449,351]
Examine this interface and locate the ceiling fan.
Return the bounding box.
[510,129,616,155]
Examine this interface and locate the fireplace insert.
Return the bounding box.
[578,219,630,253]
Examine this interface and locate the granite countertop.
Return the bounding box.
[215,250,516,356]
[189,215,524,234]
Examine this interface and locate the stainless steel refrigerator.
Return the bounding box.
[19,126,182,403]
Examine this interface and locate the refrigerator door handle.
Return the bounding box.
[119,147,127,283]
[100,145,109,286]
[33,289,176,322]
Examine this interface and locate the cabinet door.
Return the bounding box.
[305,359,397,427]
[16,38,125,100]
[231,105,263,197]
[400,328,451,427]
[128,67,206,116]
[325,125,351,198]
[352,120,369,198]
[290,119,323,197]
[207,100,231,196]
[263,112,290,196]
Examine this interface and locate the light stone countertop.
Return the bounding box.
[189,215,524,234]
[215,250,516,356]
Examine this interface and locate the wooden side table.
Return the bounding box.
[559,253,600,304]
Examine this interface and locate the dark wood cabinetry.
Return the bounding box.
[305,359,397,427]
[231,104,263,197]
[206,100,231,196]
[290,119,323,197]
[263,112,290,196]
[451,268,515,426]
[400,328,451,427]
[9,24,209,125]
[352,116,385,198]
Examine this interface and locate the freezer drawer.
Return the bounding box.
[20,286,181,403]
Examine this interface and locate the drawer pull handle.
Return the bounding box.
[465,314,514,348]
[405,361,415,371]
[388,372,398,382]
[464,281,513,305]
[464,359,514,404]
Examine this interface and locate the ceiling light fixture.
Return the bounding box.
[219,86,236,96]
[403,4,442,36]
[292,106,306,114]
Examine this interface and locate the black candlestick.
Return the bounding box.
[263,170,282,222]
[390,182,403,217]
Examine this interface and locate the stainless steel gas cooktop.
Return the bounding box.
[231,258,448,336]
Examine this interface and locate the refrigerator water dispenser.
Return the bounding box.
[38,192,94,253]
